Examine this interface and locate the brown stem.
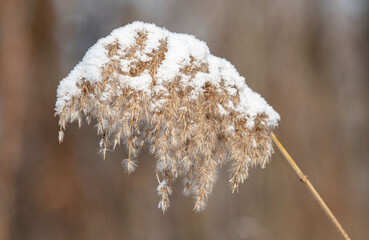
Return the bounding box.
[271,133,351,240]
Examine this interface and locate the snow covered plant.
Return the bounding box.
[55,21,280,212]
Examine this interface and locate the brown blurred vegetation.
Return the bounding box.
[0,0,368,239]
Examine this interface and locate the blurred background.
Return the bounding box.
[0,0,368,239]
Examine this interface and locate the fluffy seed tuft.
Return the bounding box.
[55,22,280,212]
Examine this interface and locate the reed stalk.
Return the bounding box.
[271,133,351,240]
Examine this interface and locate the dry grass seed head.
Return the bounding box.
[55,22,279,212]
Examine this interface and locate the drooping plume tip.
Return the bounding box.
[55,21,280,212]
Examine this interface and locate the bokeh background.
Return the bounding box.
[1,0,368,239]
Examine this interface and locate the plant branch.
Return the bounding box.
[271,133,351,240]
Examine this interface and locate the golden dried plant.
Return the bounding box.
[55,22,280,212]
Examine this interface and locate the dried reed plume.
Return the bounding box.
[55,22,280,212]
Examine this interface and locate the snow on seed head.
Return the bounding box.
[55,21,280,212]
